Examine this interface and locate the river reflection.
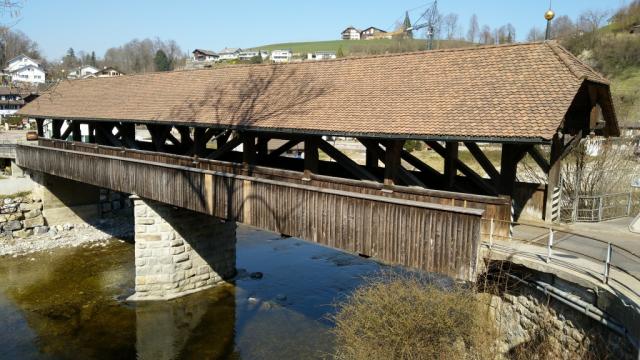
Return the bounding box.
[0,225,382,359]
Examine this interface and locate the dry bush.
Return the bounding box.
[330,271,497,360]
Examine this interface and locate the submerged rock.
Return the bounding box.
[250,272,263,279]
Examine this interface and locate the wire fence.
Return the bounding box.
[482,218,640,300]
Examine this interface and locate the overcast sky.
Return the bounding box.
[9,0,627,59]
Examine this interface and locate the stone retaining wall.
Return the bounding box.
[0,194,48,238]
[131,197,236,301]
[484,286,635,359]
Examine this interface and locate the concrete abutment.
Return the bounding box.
[129,196,236,301]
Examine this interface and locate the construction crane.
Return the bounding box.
[370,1,440,50]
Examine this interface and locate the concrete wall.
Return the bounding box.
[131,197,236,301]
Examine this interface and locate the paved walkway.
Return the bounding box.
[492,218,640,308]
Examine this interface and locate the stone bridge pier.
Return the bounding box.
[130,196,237,301]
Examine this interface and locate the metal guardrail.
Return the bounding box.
[562,192,633,223]
[482,218,640,299]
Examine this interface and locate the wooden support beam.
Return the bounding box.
[527,146,550,174]
[96,123,123,147]
[444,142,458,189]
[72,121,82,142]
[35,118,44,137]
[242,133,257,165]
[257,136,269,159]
[400,149,442,179]
[384,140,403,187]
[217,130,231,148]
[427,141,498,195]
[464,142,500,182]
[88,123,95,143]
[318,139,378,181]
[207,135,242,160]
[60,121,74,140]
[116,123,139,150]
[192,128,206,156]
[267,139,302,159]
[51,119,62,139]
[303,136,319,179]
[147,124,172,152]
[365,146,378,169]
[176,126,194,152]
[499,144,529,196]
[359,139,426,187]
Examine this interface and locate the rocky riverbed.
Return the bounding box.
[0,192,133,257]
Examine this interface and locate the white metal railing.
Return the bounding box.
[482,218,640,299]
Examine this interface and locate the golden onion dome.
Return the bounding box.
[544,9,555,21]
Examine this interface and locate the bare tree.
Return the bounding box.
[0,26,39,66]
[480,25,494,45]
[442,13,459,40]
[552,15,575,39]
[467,14,479,43]
[526,27,545,42]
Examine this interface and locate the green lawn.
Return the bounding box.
[248,39,471,56]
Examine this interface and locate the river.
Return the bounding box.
[0,225,384,359]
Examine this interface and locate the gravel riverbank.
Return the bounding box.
[0,216,133,257]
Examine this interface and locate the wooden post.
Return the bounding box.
[88,123,96,143]
[51,119,62,139]
[444,142,458,189]
[499,143,520,196]
[257,136,269,160]
[384,140,403,188]
[35,118,44,137]
[366,147,378,169]
[72,121,82,142]
[303,136,319,180]
[242,132,256,166]
[544,134,563,222]
[192,127,206,156]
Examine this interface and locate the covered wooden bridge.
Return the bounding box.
[15,41,618,282]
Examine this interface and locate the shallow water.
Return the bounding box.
[0,225,383,359]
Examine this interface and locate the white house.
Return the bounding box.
[270,50,292,63]
[67,65,100,80]
[96,67,124,77]
[192,49,219,62]
[3,55,45,84]
[238,50,269,61]
[361,27,391,40]
[217,47,242,61]
[307,51,337,61]
[341,27,361,40]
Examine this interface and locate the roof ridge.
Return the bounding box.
[544,41,609,85]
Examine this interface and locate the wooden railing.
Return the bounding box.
[17,141,491,281]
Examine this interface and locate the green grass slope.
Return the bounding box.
[249,38,470,55]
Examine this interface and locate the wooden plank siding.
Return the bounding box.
[36,138,511,239]
[17,142,486,281]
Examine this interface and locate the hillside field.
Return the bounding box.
[248,38,470,55]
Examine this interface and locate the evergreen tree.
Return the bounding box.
[403,11,413,39]
[154,49,171,71]
[90,51,96,67]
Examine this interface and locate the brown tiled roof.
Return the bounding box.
[18,41,617,142]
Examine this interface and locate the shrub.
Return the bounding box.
[331,271,497,360]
